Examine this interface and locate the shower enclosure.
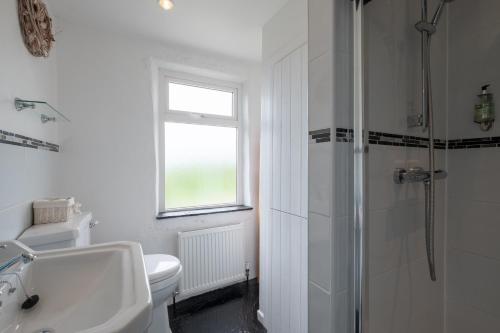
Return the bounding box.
[351,0,500,332]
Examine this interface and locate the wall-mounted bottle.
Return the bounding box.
[474,84,495,131]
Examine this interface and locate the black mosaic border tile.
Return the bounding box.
[336,128,354,143]
[335,128,500,150]
[367,131,446,150]
[309,128,331,143]
[0,129,59,152]
[448,137,500,149]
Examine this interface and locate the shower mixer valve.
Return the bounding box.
[393,167,447,185]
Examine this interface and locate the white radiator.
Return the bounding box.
[178,224,245,299]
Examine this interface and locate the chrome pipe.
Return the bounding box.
[413,0,453,282]
[421,0,429,130]
[426,38,437,280]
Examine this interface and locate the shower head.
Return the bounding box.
[431,0,454,26]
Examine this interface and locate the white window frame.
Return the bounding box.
[158,69,244,212]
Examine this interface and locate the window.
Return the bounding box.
[169,83,234,117]
[159,72,242,212]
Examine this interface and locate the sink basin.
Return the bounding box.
[0,241,152,333]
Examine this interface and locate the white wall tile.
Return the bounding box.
[369,203,426,277]
[365,0,447,137]
[363,1,500,333]
[448,149,500,202]
[446,145,500,330]
[25,148,58,200]
[448,0,500,139]
[368,146,422,211]
[334,142,352,218]
[308,0,332,61]
[309,282,332,333]
[334,290,349,333]
[0,145,58,242]
[333,0,352,55]
[447,297,500,333]
[448,197,500,261]
[309,212,331,292]
[447,249,500,318]
[334,52,353,130]
[309,141,332,216]
[0,2,60,242]
[309,52,333,132]
[445,1,500,330]
[0,144,27,211]
[334,216,349,292]
[369,258,444,333]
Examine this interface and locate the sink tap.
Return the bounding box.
[0,271,40,310]
[0,252,36,274]
[0,280,16,295]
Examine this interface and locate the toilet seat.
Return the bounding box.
[144,254,181,285]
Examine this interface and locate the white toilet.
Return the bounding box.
[17,212,182,333]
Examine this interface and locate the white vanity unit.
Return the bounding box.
[15,213,182,333]
[0,240,153,333]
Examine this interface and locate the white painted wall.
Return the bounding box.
[0,0,61,241]
[54,22,261,279]
[262,0,308,62]
[0,1,59,144]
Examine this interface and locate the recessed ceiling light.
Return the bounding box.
[158,0,174,10]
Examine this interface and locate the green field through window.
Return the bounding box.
[165,122,237,209]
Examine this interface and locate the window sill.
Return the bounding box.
[156,205,253,220]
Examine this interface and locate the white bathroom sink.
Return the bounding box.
[0,241,152,333]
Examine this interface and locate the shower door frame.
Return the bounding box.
[352,1,368,333]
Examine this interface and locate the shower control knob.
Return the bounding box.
[393,167,427,184]
[393,167,447,185]
[393,168,406,184]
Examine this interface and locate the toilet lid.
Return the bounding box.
[144,254,180,284]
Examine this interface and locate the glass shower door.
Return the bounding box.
[353,1,500,333]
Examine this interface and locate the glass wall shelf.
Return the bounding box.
[14,98,70,124]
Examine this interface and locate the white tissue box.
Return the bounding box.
[33,197,75,224]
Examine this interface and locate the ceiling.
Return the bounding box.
[49,0,289,61]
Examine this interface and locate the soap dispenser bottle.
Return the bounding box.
[474,84,495,131]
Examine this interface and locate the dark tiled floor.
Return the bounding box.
[168,279,266,333]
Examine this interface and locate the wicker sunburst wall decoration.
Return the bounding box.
[18,0,55,57]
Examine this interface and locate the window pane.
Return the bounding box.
[169,82,233,117]
[165,122,237,209]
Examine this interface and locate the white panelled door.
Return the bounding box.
[271,45,308,217]
[269,44,308,333]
